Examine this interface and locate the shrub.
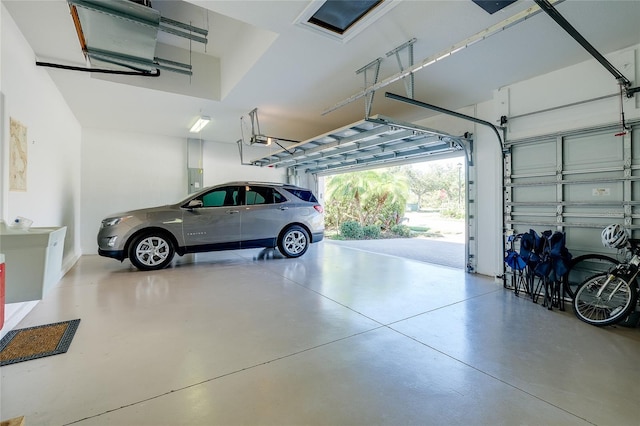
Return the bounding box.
[390,224,411,238]
[362,225,381,239]
[441,208,465,219]
[340,221,364,239]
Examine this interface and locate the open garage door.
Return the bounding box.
[322,157,473,270]
[504,121,640,262]
[249,115,469,174]
[250,115,477,272]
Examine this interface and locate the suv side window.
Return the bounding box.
[273,189,286,203]
[201,186,241,207]
[246,186,278,205]
[287,188,318,203]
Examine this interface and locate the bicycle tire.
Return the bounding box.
[573,272,637,326]
[563,254,619,300]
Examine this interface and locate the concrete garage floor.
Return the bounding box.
[329,211,466,269]
[328,238,465,269]
[1,242,639,425]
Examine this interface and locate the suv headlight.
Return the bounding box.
[101,215,132,228]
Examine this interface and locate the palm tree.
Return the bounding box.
[326,170,408,228]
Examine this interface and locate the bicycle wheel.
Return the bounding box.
[573,273,637,326]
[563,254,619,299]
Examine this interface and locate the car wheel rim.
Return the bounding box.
[136,237,170,266]
[284,231,307,254]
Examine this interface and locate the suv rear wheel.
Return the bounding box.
[278,225,309,258]
[129,232,175,270]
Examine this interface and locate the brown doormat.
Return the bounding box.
[0,319,80,366]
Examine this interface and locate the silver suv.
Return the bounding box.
[97,182,324,270]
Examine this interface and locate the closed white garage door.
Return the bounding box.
[504,121,639,259]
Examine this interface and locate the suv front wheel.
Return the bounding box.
[129,232,175,270]
[278,225,309,258]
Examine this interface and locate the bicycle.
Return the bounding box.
[573,224,639,327]
[563,253,619,300]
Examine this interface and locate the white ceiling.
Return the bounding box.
[3,0,639,146]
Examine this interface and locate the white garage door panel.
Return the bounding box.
[565,182,624,201]
[512,186,556,203]
[631,130,640,159]
[511,140,556,175]
[563,132,624,171]
[564,226,610,256]
[505,121,639,259]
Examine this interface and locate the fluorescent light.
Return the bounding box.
[189,116,210,133]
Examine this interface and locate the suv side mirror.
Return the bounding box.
[186,199,203,209]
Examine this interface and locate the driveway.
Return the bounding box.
[325,237,465,269]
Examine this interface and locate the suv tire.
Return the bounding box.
[278,225,309,258]
[129,232,175,271]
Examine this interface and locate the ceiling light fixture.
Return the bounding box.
[251,135,272,146]
[190,116,210,133]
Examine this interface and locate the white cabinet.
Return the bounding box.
[0,224,67,303]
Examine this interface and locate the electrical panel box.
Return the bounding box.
[188,168,203,194]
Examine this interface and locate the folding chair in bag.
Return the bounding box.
[519,229,543,302]
[532,231,555,309]
[529,230,573,310]
[547,230,572,310]
[504,234,528,296]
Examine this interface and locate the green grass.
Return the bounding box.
[408,226,430,232]
[326,225,451,240]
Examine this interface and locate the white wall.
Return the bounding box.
[1,5,82,334]
[80,128,187,254]
[202,140,286,186]
[502,46,638,140]
[80,132,286,254]
[1,4,82,269]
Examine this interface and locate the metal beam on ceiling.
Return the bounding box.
[533,0,638,98]
[321,0,565,116]
[249,115,468,175]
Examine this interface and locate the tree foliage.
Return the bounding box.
[325,170,408,230]
[324,161,465,236]
[401,162,464,211]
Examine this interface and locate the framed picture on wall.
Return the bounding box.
[9,117,27,192]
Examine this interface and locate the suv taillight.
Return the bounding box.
[314,205,324,214]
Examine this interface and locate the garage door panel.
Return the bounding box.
[511,206,556,217]
[565,226,617,257]
[631,129,640,161]
[512,186,555,202]
[565,181,624,201]
[505,122,638,259]
[564,132,624,171]
[563,170,623,183]
[511,141,556,174]
[564,206,624,217]
[631,181,640,200]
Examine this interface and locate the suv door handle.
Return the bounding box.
[227,210,240,214]
[279,207,289,211]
